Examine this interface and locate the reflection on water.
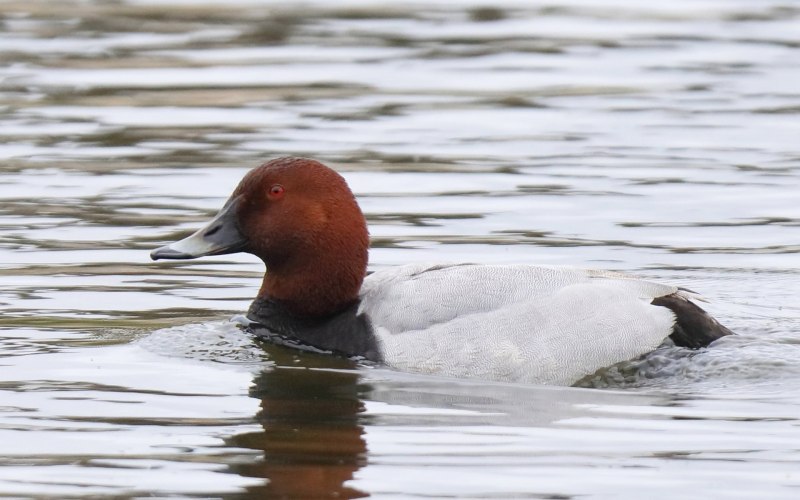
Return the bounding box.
[230,360,368,499]
[1,0,800,497]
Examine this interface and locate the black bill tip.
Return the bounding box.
[150,245,193,261]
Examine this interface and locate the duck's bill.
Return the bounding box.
[150,197,246,260]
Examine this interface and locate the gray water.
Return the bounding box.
[2,0,800,498]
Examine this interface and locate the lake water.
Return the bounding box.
[1,0,799,498]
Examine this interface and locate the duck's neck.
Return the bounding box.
[255,238,368,319]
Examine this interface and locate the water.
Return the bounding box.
[2,0,800,497]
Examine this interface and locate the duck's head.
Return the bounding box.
[151,157,369,317]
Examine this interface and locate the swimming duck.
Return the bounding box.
[151,157,732,385]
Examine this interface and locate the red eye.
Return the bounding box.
[268,184,285,199]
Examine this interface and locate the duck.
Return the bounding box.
[151,157,733,385]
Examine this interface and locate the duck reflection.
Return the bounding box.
[227,345,369,499]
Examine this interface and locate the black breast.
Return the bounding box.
[246,297,382,362]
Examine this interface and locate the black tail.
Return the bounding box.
[651,293,734,348]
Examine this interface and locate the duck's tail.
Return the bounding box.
[651,292,734,348]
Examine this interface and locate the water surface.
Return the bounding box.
[1,0,800,498]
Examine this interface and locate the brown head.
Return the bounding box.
[151,157,370,317]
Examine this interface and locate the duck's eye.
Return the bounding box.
[268,184,285,199]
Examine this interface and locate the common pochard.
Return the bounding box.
[151,157,732,385]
